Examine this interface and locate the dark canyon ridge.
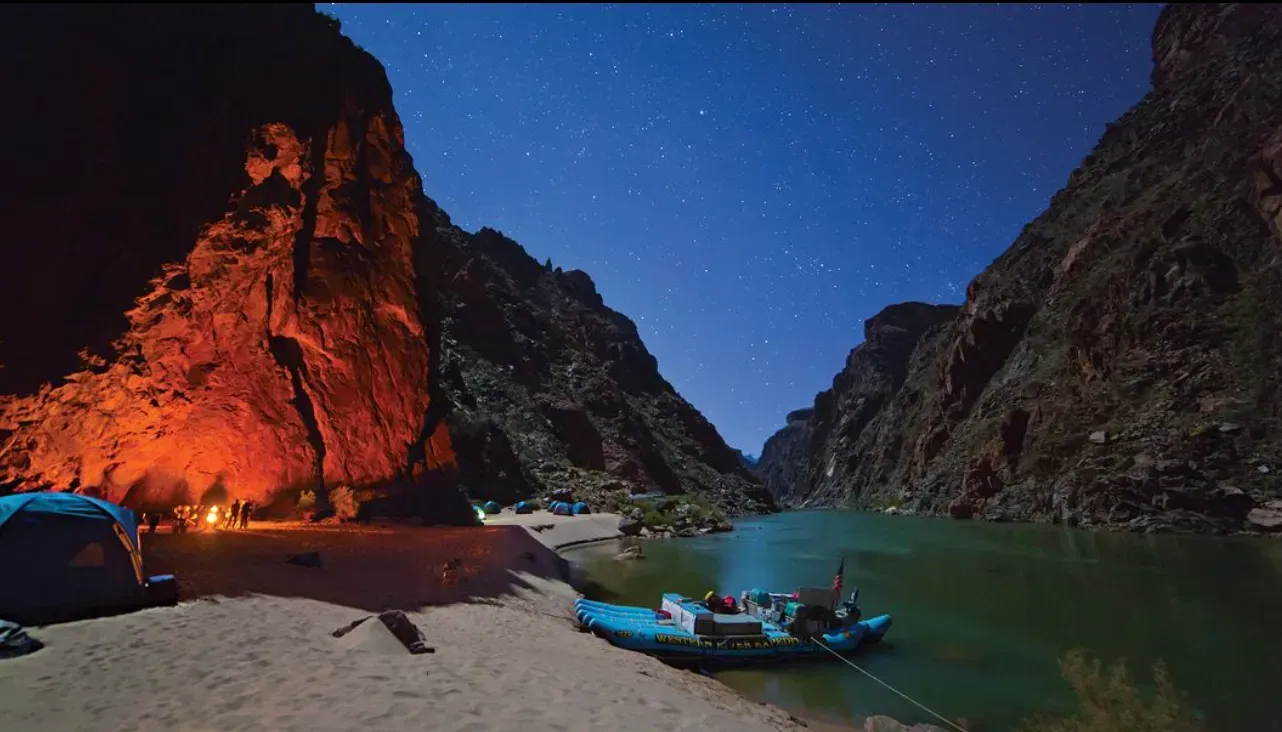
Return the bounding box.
[0,4,771,522]
[757,3,1282,536]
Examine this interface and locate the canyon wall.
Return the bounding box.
[427,221,773,517]
[758,4,1282,535]
[0,4,770,519]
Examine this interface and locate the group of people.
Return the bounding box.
[148,500,255,534]
[220,499,253,529]
[170,505,201,534]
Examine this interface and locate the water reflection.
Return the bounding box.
[567,511,1282,731]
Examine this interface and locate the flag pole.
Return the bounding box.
[831,556,845,612]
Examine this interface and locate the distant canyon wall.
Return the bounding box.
[758,3,1282,535]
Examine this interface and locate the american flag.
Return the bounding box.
[831,557,845,609]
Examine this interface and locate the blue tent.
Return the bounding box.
[551,501,573,516]
[571,501,591,515]
[0,492,173,625]
[482,500,502,515]
[513,501,533,514]
[0,492,141,545]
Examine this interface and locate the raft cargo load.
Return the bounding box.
[574,590,890,666]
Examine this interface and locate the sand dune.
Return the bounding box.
[0,517,818,732]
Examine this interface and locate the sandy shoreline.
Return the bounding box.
[0,511,843,732]
[484,509,625,551]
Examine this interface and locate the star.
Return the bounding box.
[326,1,1162,453]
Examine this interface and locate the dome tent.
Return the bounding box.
[0,492,177,625]
[482,501,502,515]
[571,501,591,515]
[513,501,533,514]
[550,501,573,516]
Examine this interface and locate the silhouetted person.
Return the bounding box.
[147,512,160,535]
[225,499,241,528]
[239,500,253,529]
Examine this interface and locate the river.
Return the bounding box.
[564,510,1282,732]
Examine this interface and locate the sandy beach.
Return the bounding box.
[0,511,829,732]
[483,509,625,550]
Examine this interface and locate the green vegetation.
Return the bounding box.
[599,491,728,529]
[1019,651,1202,732]
[296,489,316,517]
[329,485,358,521]
[634,503,663,527]
[638,493,725,528]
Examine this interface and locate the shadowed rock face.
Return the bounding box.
[427,223,775,517]
[758,4,1282,535]
[755,409,816,506]
[0,5,770,521]
[756,305,959,505]
[0,6,458,516]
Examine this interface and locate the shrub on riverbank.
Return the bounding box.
[596,492,729,534]
[1020,651,1201,732]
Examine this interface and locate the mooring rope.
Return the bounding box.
[811,637,968,732]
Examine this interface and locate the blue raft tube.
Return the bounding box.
[574,591,891,666]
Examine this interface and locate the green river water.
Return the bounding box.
[564,510,1282,732]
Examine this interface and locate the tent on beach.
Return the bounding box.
[0,492,175,625]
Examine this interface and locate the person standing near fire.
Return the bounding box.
[239,500,253,529]
[224,499,241,529]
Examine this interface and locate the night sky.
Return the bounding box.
[325,3,1163,456]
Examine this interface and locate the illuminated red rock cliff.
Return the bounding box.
[0,4,771,521]
[0,6,458,515]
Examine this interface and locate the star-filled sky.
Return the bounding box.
[326,2,1162,456]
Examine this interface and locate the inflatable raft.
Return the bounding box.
[575,593,891,665]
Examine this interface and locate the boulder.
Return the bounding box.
[617,517,643,536]
[615,545,645,561]
[1246,501,1282,530]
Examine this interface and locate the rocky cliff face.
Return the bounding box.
[426,221,773,517]
[759,4,1282,535]
[0,5,768,522]
[0,5,462,519]
[756,408,815,505]
[758,304,959,505]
